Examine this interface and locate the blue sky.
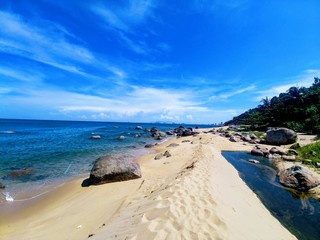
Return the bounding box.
[1,0,320,124]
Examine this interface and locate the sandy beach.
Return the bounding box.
[0,130,297,240]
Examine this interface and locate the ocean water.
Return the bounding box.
[223,151,320,240]
[0,119,209,203]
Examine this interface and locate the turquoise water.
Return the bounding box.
[223,151,320,240]
[0,119,209,202]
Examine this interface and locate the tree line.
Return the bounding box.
[224,77,320,134]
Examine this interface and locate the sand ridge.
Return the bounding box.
[0,131,297,240]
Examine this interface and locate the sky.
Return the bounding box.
[1,0,320,124]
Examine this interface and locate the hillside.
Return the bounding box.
[225,77,320,134]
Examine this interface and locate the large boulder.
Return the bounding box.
[89,156,141,185]
[278,166,320,191]
[266,128,297,145]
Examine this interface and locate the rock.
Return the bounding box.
[8,168,35,178]
[134,134,141,138]
[182,140,190,143]
[278,165,320,191]
[154,153,163,160]
[144,144,154,148]
[167,143,179,148]
[0,182,5,189]
[269,147,287,156]
[266,128,297,145]
[164,151,171,158]
[152,131,166,140]
[90,135,101,139]
[166,130,175,135]
[150,127,159,133]
[250,134,257,139]
[135,126,143,130]
[242,135,252,142]
[174,126,196,137]
[282,155,296,161]
[288,149,298,156]
[248,159,260,164]
[144,128,151,132]
[310,151,317,157]
[117,136,125,140]
[302,159,313,165]
[230,136,241,142]
[251,149,264,156]
[290,143,301,149]
[89,156,141,185]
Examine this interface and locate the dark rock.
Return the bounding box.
[288,149,298,156]
[89,156,141,185]
[251,149,264,156]
[266,128,297,145]
[166,130,175,135]
[117,136,125,140]
[250,134,257,139]
[152,131,166,140]
[144,128,151,132]
[164,151,171,158]
[0,182,5,189]
[167,143,179,148]
[8,168,35,178]
[90,135,101,139]
[135,126,143,130]
[310,151,317,157]
[182,140,191,143]
[154,153,163,160]
[269,147,287,156]
[242,135,252,142]
[290,143,301,149]
[150,127,159,133]
[278,165,320,191]
[145,144,154,148]
[230,136,241,142]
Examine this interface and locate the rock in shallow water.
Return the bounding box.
[278,165,320,191]
[89,156,141,185]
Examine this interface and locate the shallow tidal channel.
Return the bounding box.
[222,151,320,240]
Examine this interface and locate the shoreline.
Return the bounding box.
[0,130,297,240]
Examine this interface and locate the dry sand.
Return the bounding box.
[0,130,297,240]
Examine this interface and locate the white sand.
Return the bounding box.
[0,131,297,240]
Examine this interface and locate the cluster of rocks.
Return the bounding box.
[173,126,199,137]
[250,145,298,161]
[154,151,172,160]
[211,128,262,144]
[249,144,320,192]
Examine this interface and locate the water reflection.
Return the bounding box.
[222,151,320,240]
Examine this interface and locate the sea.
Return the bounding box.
[0,118,212,203]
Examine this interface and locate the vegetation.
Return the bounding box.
[225,77,320,134]
[296,141,320,164]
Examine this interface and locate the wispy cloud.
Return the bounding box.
[0,66,44,83]
[91,1,159,56]
[210,85,256,102]
[91,0,156,32]
[0,10,125,79]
